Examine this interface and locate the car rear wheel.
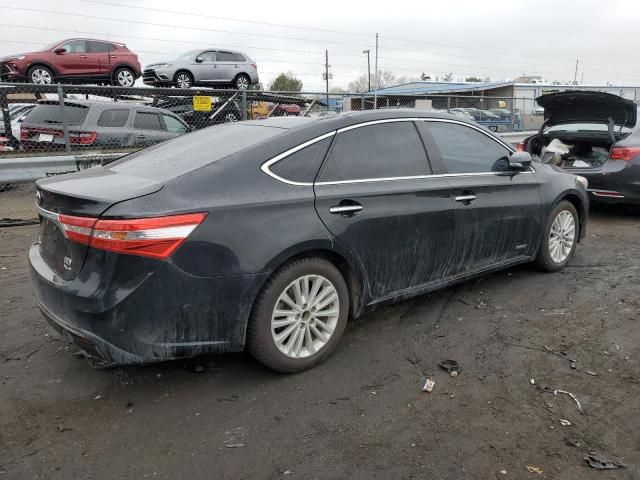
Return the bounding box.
[113,67,135,87]
[174,71,193,89]
[247,257,349,373]
[234,74,250,90]
[28,66,53,85]
[535,200,579,272]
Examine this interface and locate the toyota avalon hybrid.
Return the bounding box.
[29,110,589,373]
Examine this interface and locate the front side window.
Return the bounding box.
[134,112,163,131]
[59,40,87,54]
[425,122,511,173]
[270,137,332,183]
[199,51,216,62]
[162,114,188,134]
[97,109,130,127]
[318,122,430,182]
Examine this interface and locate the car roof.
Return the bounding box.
[36,99,173,113]
[57,38,125,46]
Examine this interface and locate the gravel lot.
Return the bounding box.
[1,206,639,479]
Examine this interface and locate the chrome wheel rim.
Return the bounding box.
[235,76,249,90]
[271,274,339,359]
[31,69,52,84]
[549,210,576,263]
[176,74,191,88]
[117,70,134,86]
[224,113,238,123]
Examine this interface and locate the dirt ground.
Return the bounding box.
[1,206,639,480]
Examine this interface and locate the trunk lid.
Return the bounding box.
[536,91,637,127]
[36,167,163,280]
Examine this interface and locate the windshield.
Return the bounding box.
[39,41,61,51]
[175,50,201,61]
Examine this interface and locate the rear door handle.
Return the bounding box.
[80,55,87,58]
[136,134,147,139]
[329,203,363,216]
[455,194,477,203]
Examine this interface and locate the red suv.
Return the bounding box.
[0,38,141,87]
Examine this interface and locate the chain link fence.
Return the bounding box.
[0,82,537,225]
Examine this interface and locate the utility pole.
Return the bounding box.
[325,50,329,112]
[573,59,579,85]
[363,49,371,92]
[374,32,379,109]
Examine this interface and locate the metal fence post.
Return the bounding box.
[0,89,18,149]
[241,90,247,121]
[56,85,71,154]
[447,96,451,112]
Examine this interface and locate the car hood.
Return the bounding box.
[536,91,637,127]
[0,52,32,62]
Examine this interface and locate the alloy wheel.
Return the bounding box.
[176,73,192,88]
[31,69,52,84]
[235,76,249,90]
[117,70,134,87]
[271,274,339,359]
[548,210,575,263]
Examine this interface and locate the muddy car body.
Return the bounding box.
[522,91,640,204]
[29,110,588,372]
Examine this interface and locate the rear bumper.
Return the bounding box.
[580,163,640,204]
[29,243,268,367]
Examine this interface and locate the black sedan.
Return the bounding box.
[29,110,589,373]
[522,91,640,204]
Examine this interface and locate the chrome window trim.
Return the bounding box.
[260,117,520,187]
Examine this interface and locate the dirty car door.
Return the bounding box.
[419,120,542,276]
[314,120,455,301]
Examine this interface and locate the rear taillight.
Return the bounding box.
[609,146,640,161]
[251,63,257,69]
[69,131,97,145]
[57,212,207,260]
[516,142,525,152]
[20,127,32,140]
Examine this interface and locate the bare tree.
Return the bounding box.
[347,70,420,93]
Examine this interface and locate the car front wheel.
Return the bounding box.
[247,257,349,373]
[535,200,579,272]
[28,66,53,84]
[174,71,193,89]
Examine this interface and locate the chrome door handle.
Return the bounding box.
[329,205,363,214]
[455,195,477,202]
[80,55,87,58]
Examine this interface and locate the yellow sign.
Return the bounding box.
[193,96,212,112]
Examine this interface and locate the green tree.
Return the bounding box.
[465,76,483,82]
[269,72,303,92]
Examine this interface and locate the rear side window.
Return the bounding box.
[216,51,236,61]
[87,41,114,53]
[232,53,245,62]
[162,114,189,134]
[134,112,163,131]
[425,122,511,173]
[26,104,89,126]
[97,109,129,127]
[270,137,332,183]
[318,122,430,182]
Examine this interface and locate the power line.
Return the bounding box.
[83,0,373,39]
[0,5,375,49]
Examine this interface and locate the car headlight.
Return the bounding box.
[575,175,588,189]
[153,63,171,69]
[6,56,25,61]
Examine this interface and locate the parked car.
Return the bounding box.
[521,91,640,204]
[29,110,588,373]
[143,49,259,90]
[21,100,190,150]
[0,38,141,87]
[155,95,243,129]
[0,103,36,140]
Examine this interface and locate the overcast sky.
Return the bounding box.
[1,0,640,91]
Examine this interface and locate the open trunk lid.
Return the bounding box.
[36,167,163,280]
[536,91,637,127]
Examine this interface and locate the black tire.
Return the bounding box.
[27,65,54,85]
[247,257,349,373]
[223,112,239,123]
[113,67,135,87]
[174,71,193,89]
[535,200,579,272]
[234,74,250,90]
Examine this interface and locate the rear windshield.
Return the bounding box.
[26,104,89,126]
[109,123,286,180]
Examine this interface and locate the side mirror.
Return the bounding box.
[509,151,533,170]
[195,56,204,63]
[54,47,66,55]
